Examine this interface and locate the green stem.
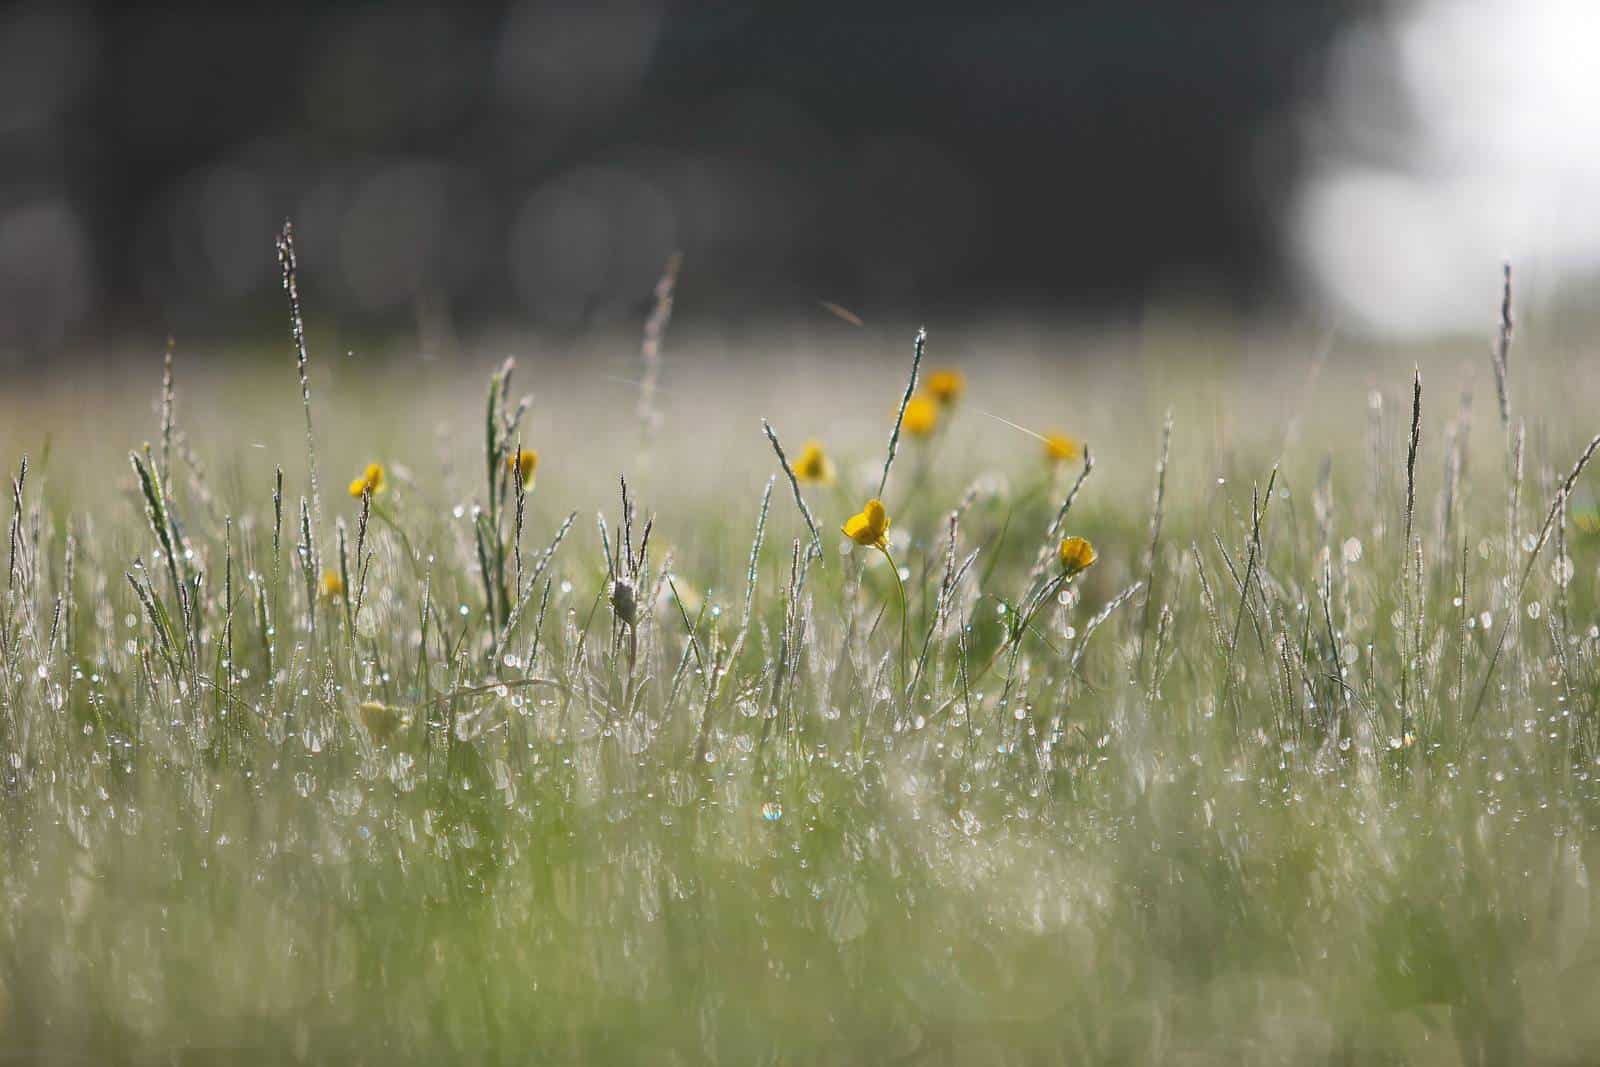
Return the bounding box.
[368,503,421,576]
[878,545,909,694]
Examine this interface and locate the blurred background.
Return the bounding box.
[2,1,1596,365]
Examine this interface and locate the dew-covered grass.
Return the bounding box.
[4,271,1600,1062]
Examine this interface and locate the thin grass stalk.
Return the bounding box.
[1467,431,1600,738]
[60,529,73,663]
[353,487,372,628]
[4,459,18,586]
[637,252,681,441]
[1400,368,1421,753]
[512,437,527,597]
[1025,447,1095,585]
[1069,580,1144,672]
[742,479,773,635]
[1137,408,1173,683]
[222,516,233,710]
[494,511,577,661]
[297,496,316,636]
[275,221,321,523]
[1492,261,1512,431]
[762,419,825,563]
[877,327,926,498]
[336,520,353,636]
[1222,467,1279,731]
[159,339,175,486]
[1320,555,1351,752]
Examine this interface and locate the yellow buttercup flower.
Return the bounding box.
[1058,536,1097,577]
[926,369,965,407]
[1044,432,1082,464]
[507,448,538,489]
[843,498,891,549]
[901,394,939,437]
[844,498,908,685]
[348,462,384,499]
[793,440,836,486]
[320,569,345,600]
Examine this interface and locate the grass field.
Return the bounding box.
[4,253,1600,1063]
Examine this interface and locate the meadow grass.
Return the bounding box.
[4,273,1600,1062]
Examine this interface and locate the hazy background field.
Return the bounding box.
[6,1,1600,363]
[1,313,1586,528]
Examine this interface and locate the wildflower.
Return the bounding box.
[926,369,965,407]
[505,448,538,489]
[348,462,384,499]
[901,394,939,437]
[320,569,345,600]
[843,498,891,549]
[844,496,908,685]
[1058,536,1097,577]
[359,700,400,743]
[1575,508,1600,536]
[1044,432,1082,464]
[793,440,836,486]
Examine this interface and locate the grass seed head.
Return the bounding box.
[612,577,638,627]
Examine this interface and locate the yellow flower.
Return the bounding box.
[843,498,891,549]
[1575,509,1600,536]
[320,569,345,600]
[901,394,939,437]
[926,369,965,407]
[1044,432,1082,464]
[1058,536,1097,577]
[793,440,836,486]
[348,462,385,499]
[359,700,401,743]
[507,448,538,489]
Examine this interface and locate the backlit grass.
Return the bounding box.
[3,253,1600,1063]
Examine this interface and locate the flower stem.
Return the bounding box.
[878,545,909,694]
[368,503,422,579]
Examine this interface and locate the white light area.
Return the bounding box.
[1293,0,1600,336]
